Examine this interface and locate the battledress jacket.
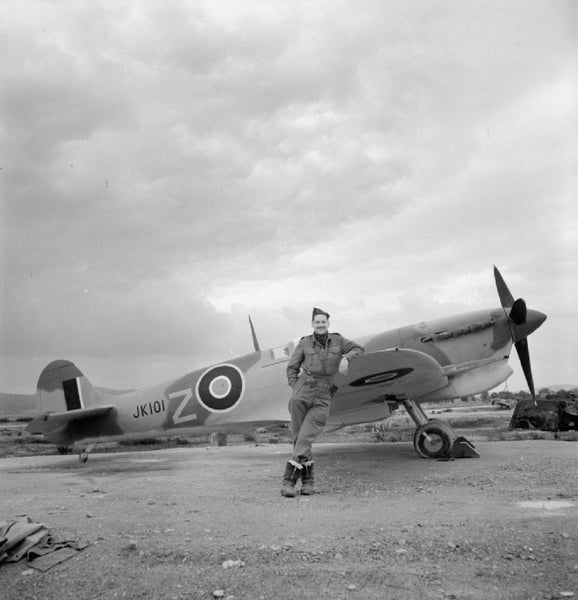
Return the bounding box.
[286,333,365,388]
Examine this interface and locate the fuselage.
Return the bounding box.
[37,304,547,446]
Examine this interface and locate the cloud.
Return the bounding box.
[1,0,576,392]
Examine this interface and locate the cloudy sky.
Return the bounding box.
[1,0,576,395]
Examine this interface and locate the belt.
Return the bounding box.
[302,368,333,381]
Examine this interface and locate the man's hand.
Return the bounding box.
[338,357,349,375]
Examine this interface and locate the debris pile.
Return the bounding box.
[509,398,578,432]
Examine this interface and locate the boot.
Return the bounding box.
[281,460,302,497]
[300,460,315,495]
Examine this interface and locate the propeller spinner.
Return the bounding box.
[493,266,547,399]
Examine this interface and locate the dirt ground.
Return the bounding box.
[0,440,577,600]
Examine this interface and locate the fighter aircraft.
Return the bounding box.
[24,266,546,462]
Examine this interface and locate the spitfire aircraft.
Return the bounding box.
[24,267,546,462]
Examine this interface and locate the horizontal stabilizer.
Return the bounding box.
[27,405,115,435]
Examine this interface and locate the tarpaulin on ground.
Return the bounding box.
[0,516,89,570]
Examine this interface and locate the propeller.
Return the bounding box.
[493,266,547,400]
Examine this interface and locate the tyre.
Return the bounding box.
[413,420,455,459]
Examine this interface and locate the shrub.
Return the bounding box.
[119,437,162,447]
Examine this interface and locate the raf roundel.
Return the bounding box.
[348,368,414,387]
[195,364,245,413]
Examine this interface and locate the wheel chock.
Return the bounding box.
[451,436,480,459]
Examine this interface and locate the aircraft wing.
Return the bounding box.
[330,349,448,419]
[27,405,116,435]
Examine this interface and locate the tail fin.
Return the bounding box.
[37,360,97,414]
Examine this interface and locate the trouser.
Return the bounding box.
[289,377,334,462]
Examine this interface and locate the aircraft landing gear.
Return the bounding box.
[400,398,478,459]
[413,419,455,459]
[79,444,96,463]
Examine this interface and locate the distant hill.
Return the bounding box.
[0,392,38,419]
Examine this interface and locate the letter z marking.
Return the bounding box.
[169,388,197,425]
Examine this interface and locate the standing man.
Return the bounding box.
[282,307,365,497]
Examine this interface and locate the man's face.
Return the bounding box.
[312,314,329,335]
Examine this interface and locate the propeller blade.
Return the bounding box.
[494,266,515,308]
[515,338,536,399]
[509,298,527,325]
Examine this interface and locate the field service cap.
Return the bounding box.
[312,307,330,320]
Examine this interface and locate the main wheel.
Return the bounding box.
[413,419,455,459]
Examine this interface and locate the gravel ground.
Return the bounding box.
[0,440,577,600]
